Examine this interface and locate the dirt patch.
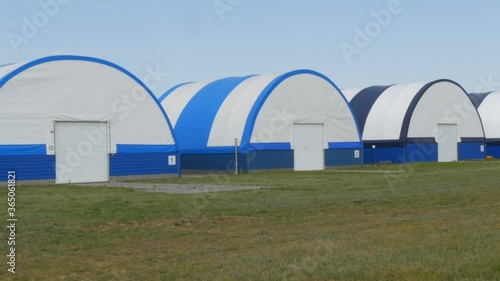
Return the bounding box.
[78,182,270,194]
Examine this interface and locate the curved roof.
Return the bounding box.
[161,69,362,153]
[469,92,500,141]
[346,79,485,142]
[0,55,177,154]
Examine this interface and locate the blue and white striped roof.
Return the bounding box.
[160,70,362,154]
[469,91,500,142]
[345,79,485,143]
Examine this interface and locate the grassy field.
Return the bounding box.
[0,161,499,280]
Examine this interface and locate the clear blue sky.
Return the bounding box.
[1,0,500,95]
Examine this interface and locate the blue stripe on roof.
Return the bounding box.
[0,55,179,152]
[468,92,492,108]
[349,85,391,135]
[240,69,363,151]
[174,75,255,151]
[158,82,193,102]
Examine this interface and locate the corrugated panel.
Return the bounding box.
[109,153,178,176]
[406,143,438,162]
[0,155,55,181]
[363,147,406,164]
[181,153,246,171]
[248,150,294,170]
[486,145,500,158]
[325,149,363,166]
[458,142,486,160]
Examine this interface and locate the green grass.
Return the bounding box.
[0,161,499,280]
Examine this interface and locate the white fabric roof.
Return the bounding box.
[0,56,176,154]
[346,80,485,142]
[477,91,500,139]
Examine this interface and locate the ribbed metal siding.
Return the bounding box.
[109,153,178,176]
[0,155,55,181]
[325,149,363,166]
[458,142,486,160]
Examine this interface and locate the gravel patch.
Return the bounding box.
[78,182,269,194]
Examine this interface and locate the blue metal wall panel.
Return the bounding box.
[325,149,363,166]
[406,143,438,162]
[458,142,486,160]
[486,145,500,158]
[248,150,294,170]
[110,153,179,176]
[363,147,406,164]
[0,155,55,181]
[180,153,248,172]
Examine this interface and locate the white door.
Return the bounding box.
[293,124,324,171]
[55,122,109,184]
[437,124,458,162]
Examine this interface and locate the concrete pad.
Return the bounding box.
[78,182,269,194]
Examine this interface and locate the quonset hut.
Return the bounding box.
[344,80,486,164]
[469,92,500,157]
[160,70,363,172]
[0,55,179,184]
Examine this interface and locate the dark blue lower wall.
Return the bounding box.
[487,145,500,158]
[182,149,363,171]
[180,153,248,172]
[325,149,363,166]
[406,143,438,162]
[363,146,406,164]
[110,153,179,176]
[362,141,486,164]
[247,150,294,170]
[0,155,55,181]
[0,153,179,182]
[459,142,486,160]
